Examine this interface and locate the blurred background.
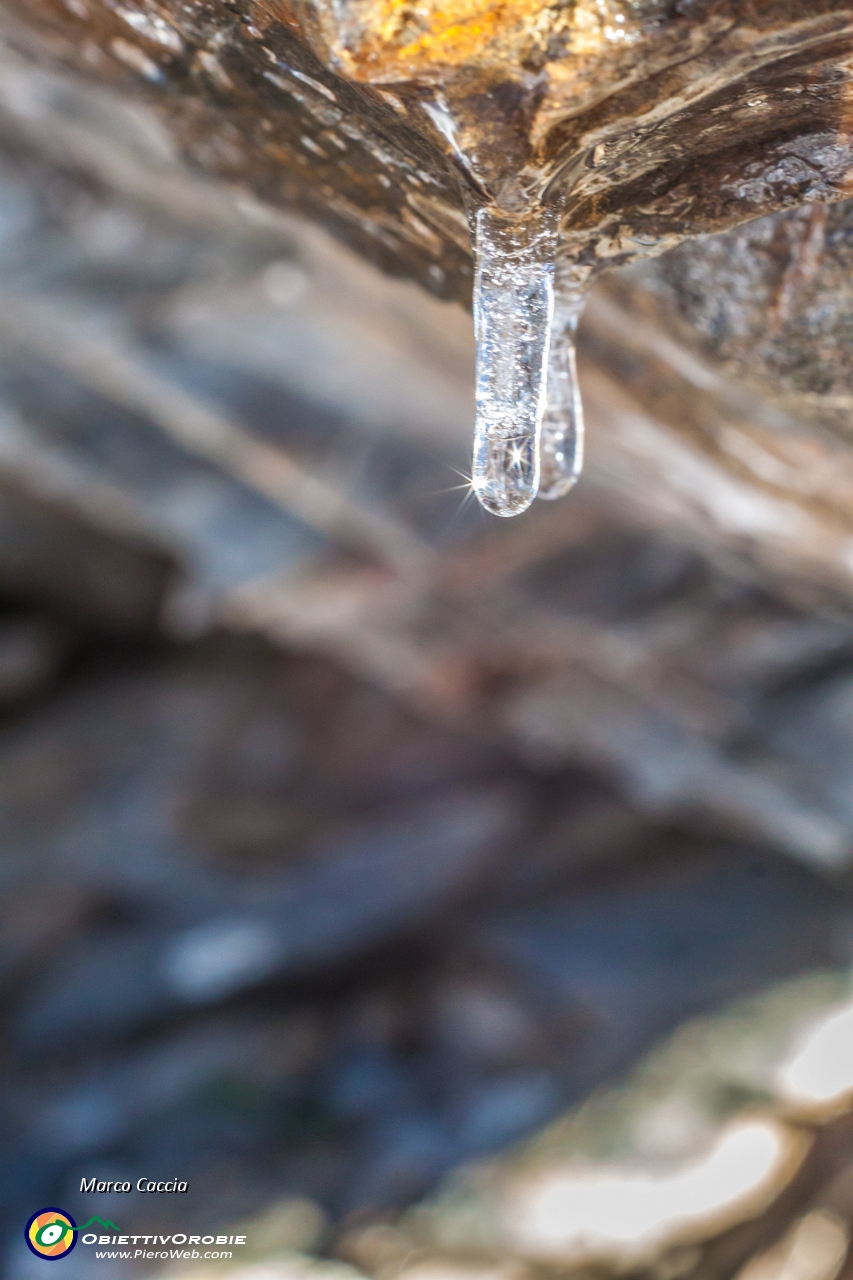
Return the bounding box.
[1,16,853,1280]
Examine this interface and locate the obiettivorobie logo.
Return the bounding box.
[25,1214,118,1261]
[25,1209,246,1263]
[25,1211,76,1261]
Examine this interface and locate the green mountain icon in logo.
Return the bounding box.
[76,1217,118,1232]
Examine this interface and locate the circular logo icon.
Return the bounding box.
[25,1209,77,1260]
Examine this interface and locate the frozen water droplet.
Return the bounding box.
[471,203,559,517]
[539,300,584,500]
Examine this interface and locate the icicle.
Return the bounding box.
[471,203,559,517]
[538,300,584,500]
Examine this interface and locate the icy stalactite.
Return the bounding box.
[471,203,560,517]
[538,299,585,501]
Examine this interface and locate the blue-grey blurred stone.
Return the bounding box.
[763,671,853,839]
[451,1071,562,1153]
[12,783,517,1049]
[475,848,853,1095]
[0,484,172,633]
[0,615,64,705]
[1,642,520,1052]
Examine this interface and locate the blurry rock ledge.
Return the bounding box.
[149,965,853,1280]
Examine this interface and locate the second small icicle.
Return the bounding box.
[471,202,560,517]
[538,298,585,500]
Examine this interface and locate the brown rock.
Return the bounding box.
[3,2,853,303]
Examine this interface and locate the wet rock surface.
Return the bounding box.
[3,2,853,302]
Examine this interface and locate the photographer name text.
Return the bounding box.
[80,1178,189,1194]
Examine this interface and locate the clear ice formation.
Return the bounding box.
[471,203,559,517]
[539,299,585,500]
[471,202,585,516]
